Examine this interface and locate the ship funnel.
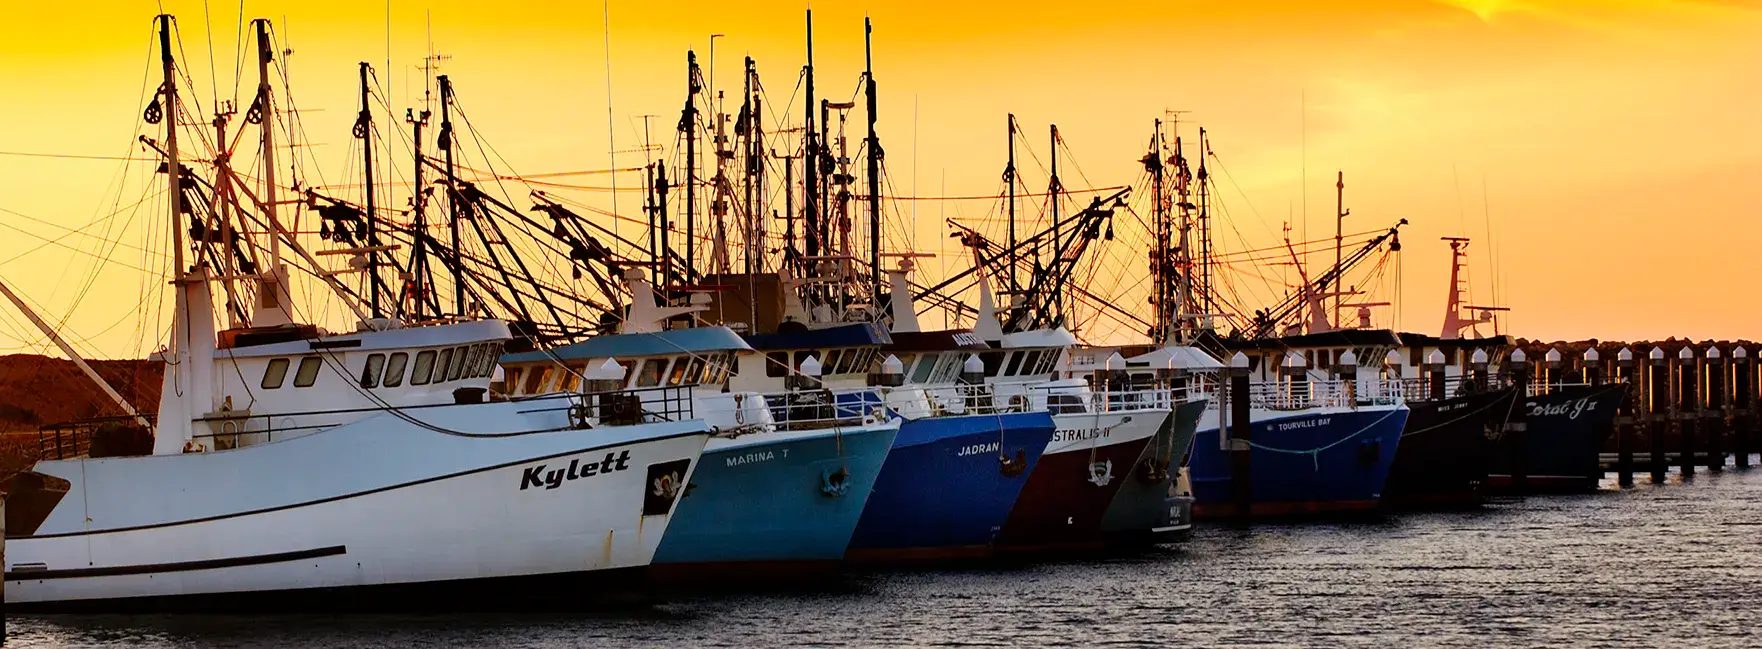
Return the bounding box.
[887,259,921,334]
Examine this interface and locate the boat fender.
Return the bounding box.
[862,415,878,426]
[1357,438,1381,466]
[820,468,850,497]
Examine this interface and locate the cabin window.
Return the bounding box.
[980,351,1005,377]
[360,353,386,388]
[481,343,503,377]
[911,354,938,383]
[433,348,455,383]
[411,350,437,385]
[702,355,726,385]
[1049,394,1087,415]
[524,367,553,394]
[382,353,409,387]
[560,365,585,392]
[637,359,666,387]
[1003,352,1024,377]
[823,350,845,376]
[723,352,738,377]
[261,358,290,389]
[502,367,522,392]
[293,356,322,388]
[1040,352,1061,375]
[457,346,480,379]
[683,357,705,385]
[765,351,789,378]
[617,359,638,387]
[665,358,690,385]
[447,346,468,381]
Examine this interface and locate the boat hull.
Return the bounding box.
[1189,405,1408,519]
[1381,387,1517,509]
[844,411,1055,562]
[1100,398,1208,544]
[3,400,708,610]
[649,420,900,576]
[1487,383,1625,493]
[993,408,1167,552]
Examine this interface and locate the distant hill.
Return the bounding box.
[0,354,161,432]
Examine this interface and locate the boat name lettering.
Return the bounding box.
[519,450,632,491]
[957,441,1001,456]
[1053,427,1110,442]
[951,332,984,347]
[1275,417,1329,431]
[1529,397,1595,420]
[726,450,777,467]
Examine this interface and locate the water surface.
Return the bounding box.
[12,466,1762,648]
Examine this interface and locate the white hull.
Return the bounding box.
[1046,409,1167,456]
[6,397,709,607]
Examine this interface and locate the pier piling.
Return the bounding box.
[1614,348,1635,486]
[1735,347,1753,468]
[1506,349,1531,494]
[1649,347,1668,484]
[1678,346,1697,478]
[1705,346,1725,472]
[1228,352,1252,517]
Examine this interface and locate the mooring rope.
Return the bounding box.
[1244,407,1405,471]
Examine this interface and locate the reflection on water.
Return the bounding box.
[13,467,1762,648]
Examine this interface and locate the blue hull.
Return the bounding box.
[846,411,1056,561]
[652,422,900,567]
[1189,406,1408,518]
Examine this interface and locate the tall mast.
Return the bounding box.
[407,105,430,322]
[1048,124,1061,325]
[1149,119,1168,341]
[1333,170,1347,328]
[741,56,756,275]
[682,51,700,282]
[438,75,464,315]
[802,10,819,266]
[160,15,186,277]
[252,19,281,269]
[357,62,382,318]
[1006,114,1017,295]
[1197,127,1213,318]
[863,18,883,309]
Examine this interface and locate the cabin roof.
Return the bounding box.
[1395,332,1516,349]
[501,325,750,363]
[743,322,891,351]
[885,329,989,352]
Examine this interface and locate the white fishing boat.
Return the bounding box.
[0,15,711,610]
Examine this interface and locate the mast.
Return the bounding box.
[1006,114,1017,295]
[741,56,756,275]
[863,18,882,309]
[1148,119,1168,341]
[802,10,819,265]
[1333,170,1347,328]
[357,62,382,318]
[682,51,700,282]
[1048,124,1061,325]
[252,20,281,272]
[161,15,186,278]
[248,18,295,328]
[407,105,430,322]
[1197,127,1213,319]
[438,74,464,315]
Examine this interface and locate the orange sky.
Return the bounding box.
[0,1,1759,358]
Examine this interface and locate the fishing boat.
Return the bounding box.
[497,271,900,578]
[2,16,711,610]
[726,307,1053,562]
[1072,345,1213,544]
